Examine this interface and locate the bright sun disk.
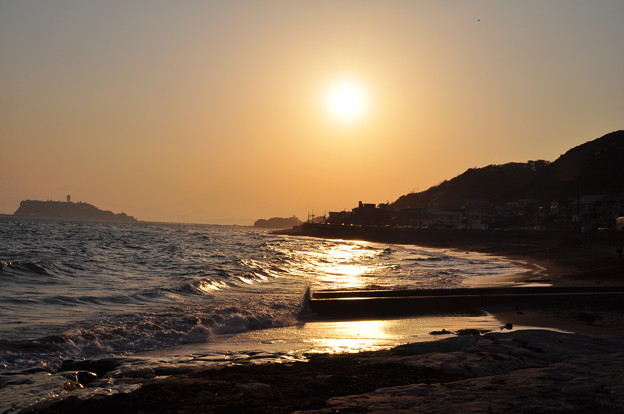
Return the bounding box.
[323,79,370,124]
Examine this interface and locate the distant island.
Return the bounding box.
[13,200,138,222]
[254,216,302,229]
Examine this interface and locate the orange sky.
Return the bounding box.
[1,1,623,224]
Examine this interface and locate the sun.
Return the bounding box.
[323,78,371,124]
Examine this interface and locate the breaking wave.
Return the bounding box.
[0,218,527,372]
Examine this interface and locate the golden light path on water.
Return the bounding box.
[160,314,508,358]
[168,239,523,357]
[289,240,388,290]
[314,243,372,288]
[309,244,403,351]
[305,319,390,353]
[144,236,536,360]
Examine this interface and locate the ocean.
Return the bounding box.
[0,217,528,410]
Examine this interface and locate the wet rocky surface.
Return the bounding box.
[21,330,624,413]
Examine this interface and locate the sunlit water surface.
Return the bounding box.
[0,217,530,411]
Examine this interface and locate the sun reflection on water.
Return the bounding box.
[305,319,389,353]
[298,314,504,354]
[310,242,377,289]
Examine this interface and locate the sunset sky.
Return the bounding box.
[2,1,623,224]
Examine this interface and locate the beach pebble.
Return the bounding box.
[57,371,98,387]
[59,357,136,377]
[429,329,451,335]
[75,370,98,386]
[455,328,490,336]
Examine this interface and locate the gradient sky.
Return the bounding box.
[1,1,623,224]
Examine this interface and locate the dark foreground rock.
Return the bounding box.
[26,330,624,413]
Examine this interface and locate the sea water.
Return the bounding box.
[0,217,529,410]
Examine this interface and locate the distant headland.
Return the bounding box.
[13,199,137,223]
[254,216,302,229]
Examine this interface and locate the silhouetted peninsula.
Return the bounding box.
[13,200,137,222]
[254,216,302,229]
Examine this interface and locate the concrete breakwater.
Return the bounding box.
[306,286,624,318]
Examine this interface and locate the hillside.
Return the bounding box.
[393,130,624,209]
[522,130,624,200]
[13,200,137,222]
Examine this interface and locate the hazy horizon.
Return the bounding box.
[2,1,623,225]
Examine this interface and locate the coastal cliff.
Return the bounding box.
[13,200,137,222]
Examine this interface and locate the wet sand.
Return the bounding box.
[26,234,624,413]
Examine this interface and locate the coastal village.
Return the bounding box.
[323,195,624,232]
[310,131,624,234]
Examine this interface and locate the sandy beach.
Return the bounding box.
[23,234,624,413]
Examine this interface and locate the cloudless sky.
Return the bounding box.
[1,1,623,224]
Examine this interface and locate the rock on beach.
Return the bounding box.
[301,330,624,413]
[29,330,624,413]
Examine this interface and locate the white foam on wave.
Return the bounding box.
[0,218,533,412]
[0,296,302,371]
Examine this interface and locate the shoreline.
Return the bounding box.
[276,224,624,286]
[25,228,624,413]
[280,225,624,336]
